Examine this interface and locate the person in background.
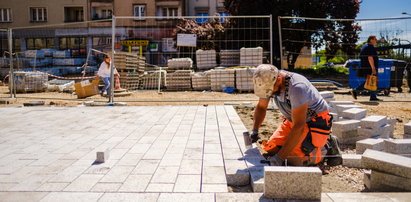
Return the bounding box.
[96,55,119,97]
[351,35,381,101]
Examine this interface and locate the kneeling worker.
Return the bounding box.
[250,64,342,166]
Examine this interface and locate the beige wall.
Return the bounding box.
[0,0,87,28]
[186,0,225,16]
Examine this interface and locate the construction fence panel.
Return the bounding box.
[0,29,9,98]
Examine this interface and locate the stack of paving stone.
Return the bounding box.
[359,115,393,139]
[384,139,411,157]
[235,68,255,93]
[332,120,361,145]
[196,49,217,70]
[240,47,263,67]
[119,72,141,90]
[13,71,48,93]
[405,121,411,138]
[191,71,211,91]
[140,71,166,89]
[220,50,240,67]
[362,149,411,191]
[328,100,355,119]
[209,69,235,91]
[114,52,146,90]
[319,91,335,104]
[166,70,192,91]
[167,58,193,70]
[356,138,385,154]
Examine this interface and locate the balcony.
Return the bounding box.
[64,7,84,23]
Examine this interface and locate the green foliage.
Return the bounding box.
[293,64,348,76]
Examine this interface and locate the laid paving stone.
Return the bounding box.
[99,165,134,183]
[118,175,151,192]
[224,159,250,186]
[384,139,411,156]
[341,108,367,120]
[356,138,385,155]
[145,183,174,192]
[151,166,179,183]
[157,193,214,202]
[36,182,69,192]
[0,191,49,202]
[173,175,201,192]
[362,149,411,178]
[215,193,273,202]
[90,182,121,192]
[250,167,264,193]
[264,166,322,200]
[201,184,228,193]
[99,193,159,202]
[132,160,160,175]
[63,174,103,192]
[202,166,227,184]
[342,154,363,168]
[179,159,202,175]
[360,115,388,129]
[370,170,411,191]
[39,192,103,202]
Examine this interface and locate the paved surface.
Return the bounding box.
[0,105,410,201]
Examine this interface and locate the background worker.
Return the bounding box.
[351,35,381,101]
[250,64,342,166]
[96,55,120,97]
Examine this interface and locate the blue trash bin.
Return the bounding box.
[346,59,391,94]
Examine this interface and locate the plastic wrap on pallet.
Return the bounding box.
[167,70,192,91]
[196,49,217,70]
[191,71,211,91]
[220,50,240,67]
[48,79,75,92]
[140,71,166,89]
[22,50,45,58]
[12,71,48,93]
[167,58,193,70]
[25,58,52,67]
[53,50,71,58]
[52,58,86,66]
[209,69,235,91]
[236,68,256,92]
[240,47,263,67]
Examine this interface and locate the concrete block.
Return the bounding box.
[341,108,367,120]
[370,170,411,191]
[405,134,411,139]
[250,167,264,192]
[356,138,385,154]
[360,115,387,129]
[342,154,363,168]
[362,149,411,178]
[332,129,362,145]
[332,120,361,132]
[336,104,362,114]
[357,126,388,139]
[224,160,250,186]
[384,139,411,156]
[329,100,354,108]
[96,149,109,163]
[405,121,411,135]
[363,170,371,190]
[324,97,336,103]
[264,166,321,200]
[320,91,334,99]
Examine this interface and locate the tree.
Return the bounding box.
[225,0,361,70]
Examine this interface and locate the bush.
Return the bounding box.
[292,64,348,76]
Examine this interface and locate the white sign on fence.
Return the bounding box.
[177,34,197,47]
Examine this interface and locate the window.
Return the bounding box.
[64,7,84,22]
[26,38,54,50]
[133,5,146,20]
[0,8,12,22]
[30,7,47,22]
[157,7,179,17]
[91,7,113,20]
[59,37,86,50]
[196,13,209,23]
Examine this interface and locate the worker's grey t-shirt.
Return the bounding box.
[272,71,329,122]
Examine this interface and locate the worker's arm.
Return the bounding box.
[368,56,377,75]
[253,98,270,131]
[276,102,308,160]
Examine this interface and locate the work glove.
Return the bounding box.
[250,129,259,143]
[268,155,284,166]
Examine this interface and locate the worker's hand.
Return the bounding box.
[250,129,259,143]
[117,74,120,78]
[372,68,377,75]
[268,155,284,166]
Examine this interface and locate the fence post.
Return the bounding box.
[109,15,116,104]
[270,15,273,65]
[277,16,283,69]
[8,28,15,98]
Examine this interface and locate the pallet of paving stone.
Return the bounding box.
[240,47,263,67]
[196,49,217,70]
[140,71,166,89]
[167,58,193,71]
[13,71,48,93]
[119,72,141,90]
[166,70,192,91]
[235,68,255,92]
[191,71,211,91]
[220,50,240,67]
[209,69,235,91]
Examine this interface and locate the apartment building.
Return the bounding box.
[185,0,228,23]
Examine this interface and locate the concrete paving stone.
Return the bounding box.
[157,193,215,202]
[114,139,138,149]
[99,165,134,183]
[358,124,391,139]
[329,100,354,108]
[159,153,183,166]
[222,148,244,160]
[39,192,103,202]
[129,144,153,154]
[166,144,186,154]
[404,134,411,139]
[342,154,363,168]
[118,174,151,192]
[84,160,118,175]
[170,137,189,144]
[336,104,363,114]
[224,159,250,186]
[360,115,388,129]
[116,153,143,166]
[264,166,322,200]
[326,192,397,201]
[405,121,411,135]
[0,191,49,202]
[90,182,121,192]
[106,149,128,160]
[145,183,174,192]
[203,153,224,167]
[370,170,411,191]
[332,129,359,144]
[0,183,18,191]
[384,139,411,155]
[319,91,334,99]
[202,166,227,184]
[342,108,367,120]
[356,138,385,154]
[179,159,202,175]
[59,148,93,160]
[98,193,159,202]
[204,135,220,144]
[173,175,201,192]
[9,174,54,191]
[215,193,275,202]
[204,143,222,154]
[96,149,110,163]
[246,169,265,192]
[36,182,69,191]
[151,166,179,183]
[186,140,204,149]
[201,184,228,193]
[1,165,45,183]
[64,174,104,191]
[137,136,157,144]
[362,149,411,178]
[29,154,64,166]
[332,120,361,132]
[132,160,160,175]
